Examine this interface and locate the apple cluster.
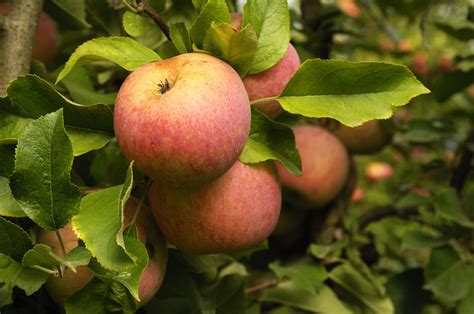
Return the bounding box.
[33,11,394,309]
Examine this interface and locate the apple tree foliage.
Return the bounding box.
[0,0,472,313]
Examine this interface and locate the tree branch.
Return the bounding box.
[0,0,44,95]
[135,0,171,41]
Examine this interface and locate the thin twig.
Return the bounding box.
[135,0,171,41]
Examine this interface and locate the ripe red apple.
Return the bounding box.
[333,120,393,154]
[148,161,281,254]
[365,162,393,181]
[277,125,350,208]
[231,13,301,118]
[114,53,251,187]
[0,2,59,64]
[37,198,167,307]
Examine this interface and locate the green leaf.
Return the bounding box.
[22,244,90,274]
[386,269,431,314]
[52,0,91,28]
[432,69,474,102]
[67,128,114,157]
[243,0,290,74]
[239,109,301,175]
[65,278,138,314]
[260,282,352,314]
[61,68,117,105]
[278,60,430,127]
[56,37,161,83]
[0,217,33,261]
[435,19,474,41]
[0,110,32,144]
[458,287,474,314]
[170,22,193,54]
[122,11,152,37]
[329,263,394,314]
[90,140,131,187]
[192,0,207,11]
[203,22,258,76]
[10,110,81,231]
[190,0,230,47]
[88,236,148,301]
[7,75,114,132]
[269,262,327,293]
[22,244,63,272]
[0,253,49,306]
[401,230,449,249]
[64,246,92,269]
[0,145,15,176]
[433,187,474,228]
[424,246,474,302]
[308,238,348,259]
[215,274,246,314]
[3,75,114,155]
[71,165,135,271]
[0,177,25,217]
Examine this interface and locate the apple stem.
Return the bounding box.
[130,179,151,226]
[250,96,279,106]
[55,230,67,258]
[135,0,171,42]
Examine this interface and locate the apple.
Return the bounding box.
[437,56,454,72]
[411,52,431,78]
[114,53,251,187]
[148,160,281,254]
[231,13,301,118]
[277,125,350,208]
[365,162,393,181]
[337,0,361,18]
[333,120,393,154]
[37,198,167,307]
[351,186,364,203]
[0,2,59,64]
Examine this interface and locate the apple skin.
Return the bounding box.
[277,125,350,208]
[333,120,393,154]
[365,162,393,181]
[114,53,251,187]
[231,13,301,118]
[148,161,281,254]
[242,44,300,118]
[37,198,167,307]
[0,2,59,64]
